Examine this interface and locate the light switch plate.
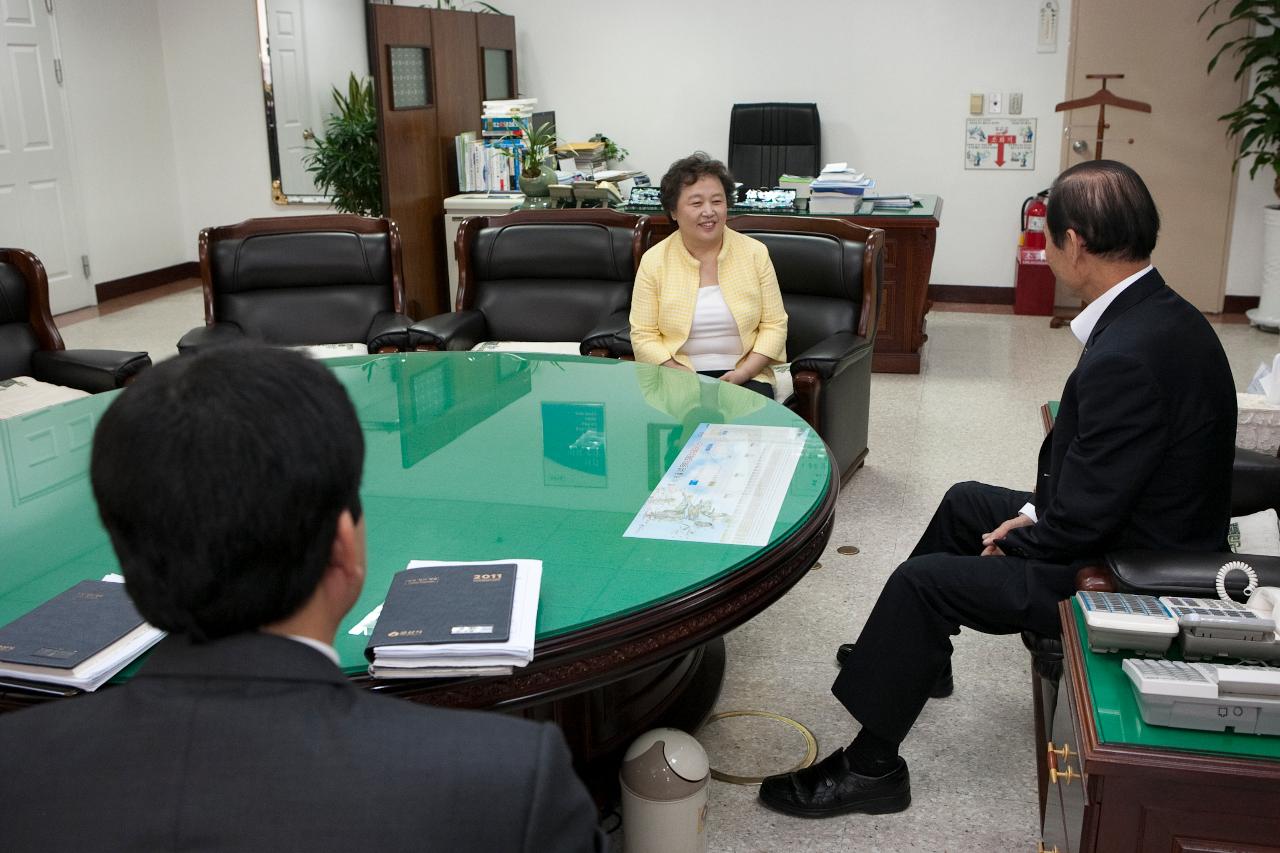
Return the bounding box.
[1008,92,1023,115]
[988,92,1003,114]
[970,93,984,115]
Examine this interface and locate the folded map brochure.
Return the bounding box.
[0,578,165,691]
[624,423,807,546]
[360,559,542,678]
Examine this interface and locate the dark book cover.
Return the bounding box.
[366,563,518,659]
[0,580,145,670]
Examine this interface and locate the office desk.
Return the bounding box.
[0,353,835,785]
[620,197,943,374]
[1040,599,1280,852]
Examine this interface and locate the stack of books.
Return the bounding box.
[0,578,165,692]
[556,142,607,179]
[365,559,541,678]
[809,163,875,214]
[864,194,919,210]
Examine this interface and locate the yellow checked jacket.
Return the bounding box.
[629,228,788,384]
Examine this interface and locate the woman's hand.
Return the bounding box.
[662,359,693,372]
[717,369,748,385]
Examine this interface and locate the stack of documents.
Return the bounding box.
[864,194,919,210]
[0,577,165,692]
[0,376,88,419]
[809,163,875,213]
[365,559,541,678]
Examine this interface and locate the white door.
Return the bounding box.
[0,0,91,314]
[268,0,320,195]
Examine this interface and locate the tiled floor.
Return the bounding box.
[55,291,1280,852]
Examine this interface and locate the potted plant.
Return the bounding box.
[589,132,629,168]
[304,74,382,217]
[1201,1,1280,328]
[505,119,557,197]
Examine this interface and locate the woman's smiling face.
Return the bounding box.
[673,174,728,252]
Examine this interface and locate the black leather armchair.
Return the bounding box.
[0,248,149,393]
[729,215,884,482]
[727,102,821,189]
[177,215,411,355]
[410,209,649,352]
[1084,448,1280,595]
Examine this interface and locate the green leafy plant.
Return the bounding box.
[304,74,382,216]
[503,118,557,178]
[1201,1,1280,197]
[589,132,628,163]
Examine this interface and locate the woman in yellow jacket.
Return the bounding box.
[629,152,788,398]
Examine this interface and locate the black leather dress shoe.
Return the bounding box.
[758,748,910,818]
[835,644,954,698]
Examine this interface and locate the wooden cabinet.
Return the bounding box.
[368,6,516,319]
[1039,600,1280,853]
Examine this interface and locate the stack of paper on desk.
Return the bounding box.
[0,377,89,419]
[365,559,541,678]
[0,578,165,692]
[809,163,875,213]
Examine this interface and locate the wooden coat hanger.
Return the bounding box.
[1055,74,1152,160]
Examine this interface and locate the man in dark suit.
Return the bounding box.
[760,160,1237,817]
[0,347,603,852]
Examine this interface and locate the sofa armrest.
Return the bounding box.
[31,349,151,392]
[408,310,487,351]
[1232,447,1280,516]
[366,311,413,353]
[1105,549,1280,596]
[580,309,632,358]
[177,322,246,355]
[790,332,873,380]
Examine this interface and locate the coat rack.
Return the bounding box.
[1047,74,1154,328]
[1054,74,1152,160]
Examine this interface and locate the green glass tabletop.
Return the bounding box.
[0,353,831,679]
[1071,599,1280,759]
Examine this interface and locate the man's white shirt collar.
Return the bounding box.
[283,633,341,666]
[1069,265,1152,346]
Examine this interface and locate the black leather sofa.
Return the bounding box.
[0,248,149,393]
[410,209,650,352]
[178,215,412,355]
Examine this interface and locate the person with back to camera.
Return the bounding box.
[0,345,603,853]
[758,160,1236,818]
[629,152,788,398]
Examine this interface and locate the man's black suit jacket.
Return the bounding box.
[0,632,603,853]
[1001,268,1236,562]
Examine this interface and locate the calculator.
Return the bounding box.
[1075,591,1178,655]
[1122,658,1280,734]
[1158,596,1280,662]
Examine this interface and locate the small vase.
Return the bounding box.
[519,169,553,198]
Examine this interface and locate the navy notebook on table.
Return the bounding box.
[0,580,145,669]
[366,563,518,659]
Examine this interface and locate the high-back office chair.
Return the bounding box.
[0,247,150,393]
[727,102,822,189]
[409,209,650,353]
[727,215,884,482]
[177,215,412,354]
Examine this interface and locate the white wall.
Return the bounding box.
[56,0,186,283]
[498,0,1072,288]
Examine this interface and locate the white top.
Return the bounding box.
[681,285,743,372]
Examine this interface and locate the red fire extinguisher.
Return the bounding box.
[1021,191,1049,250]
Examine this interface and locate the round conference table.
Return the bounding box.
[0,352,836,785]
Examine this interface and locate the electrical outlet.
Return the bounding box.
[1008,92,1023,115]
[969,93,984,115]
[988,92,1003,114]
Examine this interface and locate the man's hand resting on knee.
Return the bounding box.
[980,514,1034,556]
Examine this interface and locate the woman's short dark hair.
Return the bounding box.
[1047,159,1159,261]
[659,152,735,217]
[90,345,365,642]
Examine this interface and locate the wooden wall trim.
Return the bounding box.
[928,284,1014,305]
[95,262,199,302]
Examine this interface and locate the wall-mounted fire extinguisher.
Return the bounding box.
[1021,190,1049,250]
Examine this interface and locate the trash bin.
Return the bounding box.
[1015,248,1056,316]
[619,728,709,853]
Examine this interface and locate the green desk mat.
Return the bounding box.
[1072,599,1280,758]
